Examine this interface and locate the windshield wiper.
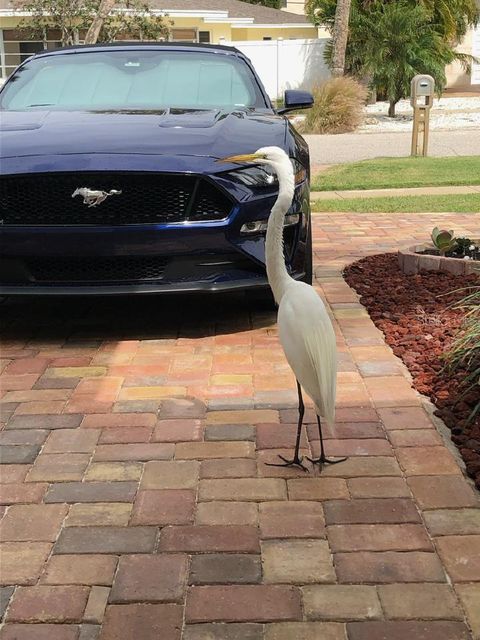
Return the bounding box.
[26,103,54,107]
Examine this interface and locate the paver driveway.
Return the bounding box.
[1,212,479,640]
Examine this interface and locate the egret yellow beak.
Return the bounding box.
[216,152,263,164]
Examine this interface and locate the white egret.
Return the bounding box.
[219,147,346,471]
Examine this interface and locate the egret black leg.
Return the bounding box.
[307,415,347,469]
[266,381,308,472]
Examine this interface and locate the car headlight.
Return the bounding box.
[228,159,307,188]
[228,165,278,187]
[292,159,307,185]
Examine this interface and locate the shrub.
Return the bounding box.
[443,281,480,424]
[302,77,367,134]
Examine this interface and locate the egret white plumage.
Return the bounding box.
[219,146,346,471]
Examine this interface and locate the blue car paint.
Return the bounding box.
[0,110,289,161]
[0,43,311,295]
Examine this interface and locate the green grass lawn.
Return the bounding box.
[311,156,480,191]
[312,193,480,213]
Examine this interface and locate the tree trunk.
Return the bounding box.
[388,100,396,117]
[359,74,376,104]
[84,0,116,44]
[331,0,352,77]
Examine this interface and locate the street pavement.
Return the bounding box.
[0,213,479,639]
[306,129,480,166]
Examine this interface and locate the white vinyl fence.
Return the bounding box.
[225,38,331,100]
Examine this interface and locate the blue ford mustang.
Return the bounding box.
[0,42,313,296]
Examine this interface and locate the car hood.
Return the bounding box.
[0,108,287,169]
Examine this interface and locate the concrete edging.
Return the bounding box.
[398,244,479,276]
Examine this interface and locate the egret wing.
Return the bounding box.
[278,282,337,425]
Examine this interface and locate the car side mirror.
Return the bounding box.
[277,90,314,115]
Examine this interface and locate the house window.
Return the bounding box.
[1,29,61,78]
[199,31,211,43]
[170,28,197,42]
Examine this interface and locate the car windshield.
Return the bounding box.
[0,49,267,111]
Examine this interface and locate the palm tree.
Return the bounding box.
[306,0,478,76]
[359,2,460,116]
[331,0,352,76]
[419,0,478,41]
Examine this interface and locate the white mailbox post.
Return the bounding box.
[410,74,435,156]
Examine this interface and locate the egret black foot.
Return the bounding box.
[266,455,308,472]
[307,456,347,467]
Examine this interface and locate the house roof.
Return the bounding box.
[0,0,311,25]
[154,0,310,24]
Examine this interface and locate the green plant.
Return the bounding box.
[307,0,479,43]
[302,76,367,134]
[454,237,480,259]
[306,0,478,116]
[97,0,172,42]
[15,0,171,46]
[421,0,479,40]
[431,227,457,256]
[443,283,480,424]
[355,2,464,116]
[242,0,281,6]
[456,237,472,252]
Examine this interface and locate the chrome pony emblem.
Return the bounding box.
[72,187,122,207]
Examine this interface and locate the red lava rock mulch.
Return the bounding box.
[344,253,480,490]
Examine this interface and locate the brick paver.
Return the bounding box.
[1,212,479,638]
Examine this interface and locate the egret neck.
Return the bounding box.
[265,161,295,304]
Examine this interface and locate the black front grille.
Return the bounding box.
[28,256,169,282]
[0,172,233,226]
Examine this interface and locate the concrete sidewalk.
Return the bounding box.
[311,184,480,200]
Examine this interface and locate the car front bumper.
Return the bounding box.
[0,183,310,296]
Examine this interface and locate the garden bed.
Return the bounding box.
[344,253,480,489]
